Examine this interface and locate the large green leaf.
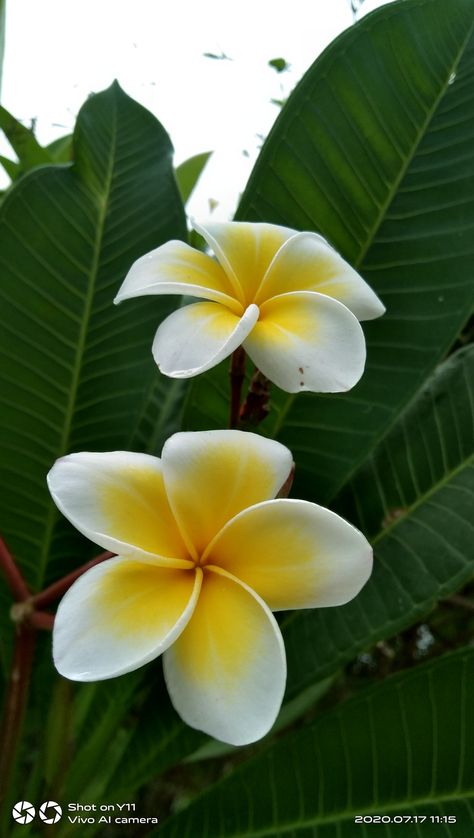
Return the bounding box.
[0,81,187,590]
[187,0,474,504]
[157,647,474,837]
[282,345,474,699]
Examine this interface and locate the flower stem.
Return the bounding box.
[0,536,30,602]
[30,551,113,610]
[0,626,36,812]
[239,369,271,426]
[0,537,113,821]
[229,347,247,428]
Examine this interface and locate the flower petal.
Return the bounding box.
[163,566,286,745]
[53,559,202,680]
[205,498,372,610]
[161,430,293,557]
[194,220,296,305]
[152,301,259,378]
[256,232,385,320]
[47,452,192,567]
[243,291,366,393]
[114,240,242,314]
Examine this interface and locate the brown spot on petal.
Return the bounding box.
[298,367,304,374]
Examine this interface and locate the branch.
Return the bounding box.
[0,626,36,808]
[239,370,271,426]
[0,536,30,602]
[229,347,246,428]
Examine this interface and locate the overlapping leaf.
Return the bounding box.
[175,151,212,204]
[157,647,474,837]
[0,81,187,591]
[0,106,51,175]
[187,0,474,506]
[282,345,474,699]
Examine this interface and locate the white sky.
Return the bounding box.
[1,0,391,218]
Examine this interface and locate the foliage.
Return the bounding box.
[0,0,473,836]
[175,151,212,204]
[158,646,474,836]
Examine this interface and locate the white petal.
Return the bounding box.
[193,220,296,305]
[161,430,293,557]
[256,232,385,320]
[152,301,259,378]
[205,498,373,610]
[47,452,192,567]
[163,567,286,745]
[53,559,201,681]
[244,291,366,393]
[114,240,241,313]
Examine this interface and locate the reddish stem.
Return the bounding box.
[0,536,30,602]
[29,611,55,631]
[30,551,113,610]
[0,538,112,820]
[239,370,271,426]
[0,626,36,809]
[229,347,246,428]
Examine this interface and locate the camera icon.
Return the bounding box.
[39,801,63,824]
[12,800,63,826]
[11,802,35,825]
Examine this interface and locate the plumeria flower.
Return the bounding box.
[48,430,372,746]
[114,221,385,393]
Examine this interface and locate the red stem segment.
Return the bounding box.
[0,536,30,602]
[0,540,113,820]
[0,626,36,809]
[239,370,271,426]
[229,347,247,428]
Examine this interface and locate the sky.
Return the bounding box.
[0,0,391,218]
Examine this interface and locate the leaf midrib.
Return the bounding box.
[371,452,473,548]
[36,103,119,588]
[354,13,474,270]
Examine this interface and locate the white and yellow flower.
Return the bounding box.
[48,430,372,745]
[115,221,385,393]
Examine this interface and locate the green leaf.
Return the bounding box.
[0,81,187,590]
[59,671,146,802]
[102,674,205,801]
[0,154,20,180]
[187,0,474,503]
[175,151,212,204]
[283,345,474,699]
[0,106,52,171]
[157,647,474,837]
[46,134,73,163]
